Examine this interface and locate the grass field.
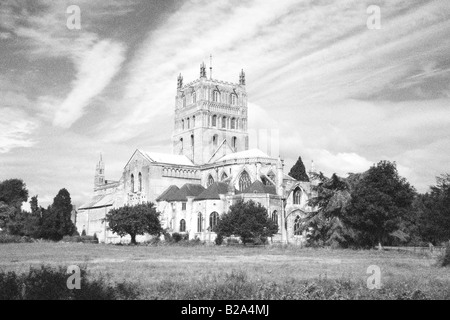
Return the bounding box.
[1,243,449,299]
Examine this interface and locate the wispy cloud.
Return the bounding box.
[0,108,38,153]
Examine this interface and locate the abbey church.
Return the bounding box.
[76,63,315,244]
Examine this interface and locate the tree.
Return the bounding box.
[415,174,450,245]
[303,173,355,247]
[215,199,278,244]
[0,179,28,230]
[288,156,310,182]
[343,161,415,249]
[105,202,163,244]
[40,189,76,241]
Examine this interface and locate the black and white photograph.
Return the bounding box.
[0,0,449,305]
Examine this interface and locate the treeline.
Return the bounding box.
[0,179,76,241]
[302,160,450,248]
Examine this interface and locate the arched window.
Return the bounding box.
[221,172,228,181]
[197,213,202,232]
[239,170,251,191]
[212,115,217,127]
[294,215,302,236]
[222,117,226,129]
[209,212,219,232]
[207,174,214,187]
[232,136,237,150]
[212,134,218,148]
[192,91,196,104]
[180,138,183,154]
[192,116,195,127]
[191,134,194,148]
[231,118,236,129]
[213,90,220,102]
[181,119,184,130]
[271,210,278,227]
[231,93,237,105]
[187,118,190,129]
[130,174,134,193]
[180,219,186,232]
[138,172,142,192]
[293,187,302,205]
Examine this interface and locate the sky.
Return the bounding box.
[0,0,449,209]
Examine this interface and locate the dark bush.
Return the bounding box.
[215,234,223,245]
[172,233,182,243]
[0,233,33,244]
[438,243,450,267]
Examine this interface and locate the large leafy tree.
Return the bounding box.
[0,179,28,230]
[343,161,415,248]
[215,199,278,244]
[105,202,163,244]
[288,156,310,182]
[415,174,450,245]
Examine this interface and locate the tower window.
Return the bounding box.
[213,90,220,102]
[192,116,195,128]
[181,120,184,130]
[212,134,218,148]
[231,118,236,129]
[212,115,217,127]
[180,219,186,232]
[187,118,190,129]
[191,134,194,148]
[130,174,134,193]
[231,93,237,105]
[239,170,251,191]
[232,136,237,150]
[180,138,183,154]
[293,187,302,205]
[209,212,219,232]
[222,117,226,129]
[192,91,196,104]
[183,96,186,108]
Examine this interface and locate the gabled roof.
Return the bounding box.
[195,182,236,201]
[156,185,186,202]
[242,180,277,195]
[140,150,194,166]
[179,184,205,197]
[79,194,114,210]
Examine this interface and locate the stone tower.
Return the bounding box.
[172,63,249,165]
[94,154,105,189]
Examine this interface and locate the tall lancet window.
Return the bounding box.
[197,213,203,232]
[192,91,196,104]
[293,187,302,205]
[130,174,134,193]
[192,116,196,128]
[239,170,251,191]
[212,115,217,127]
[231,118,236,129]
[209,212,219,232]
[213,90,220,102]
[138,172,142,192]
[231,93,237,105]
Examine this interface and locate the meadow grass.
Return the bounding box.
[0,243,449,299]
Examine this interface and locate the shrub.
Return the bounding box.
[0,233,33,244]
[172,233,182,243]
[437,243,450,267]
[0,265,140,300]
[215,234,223,245]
